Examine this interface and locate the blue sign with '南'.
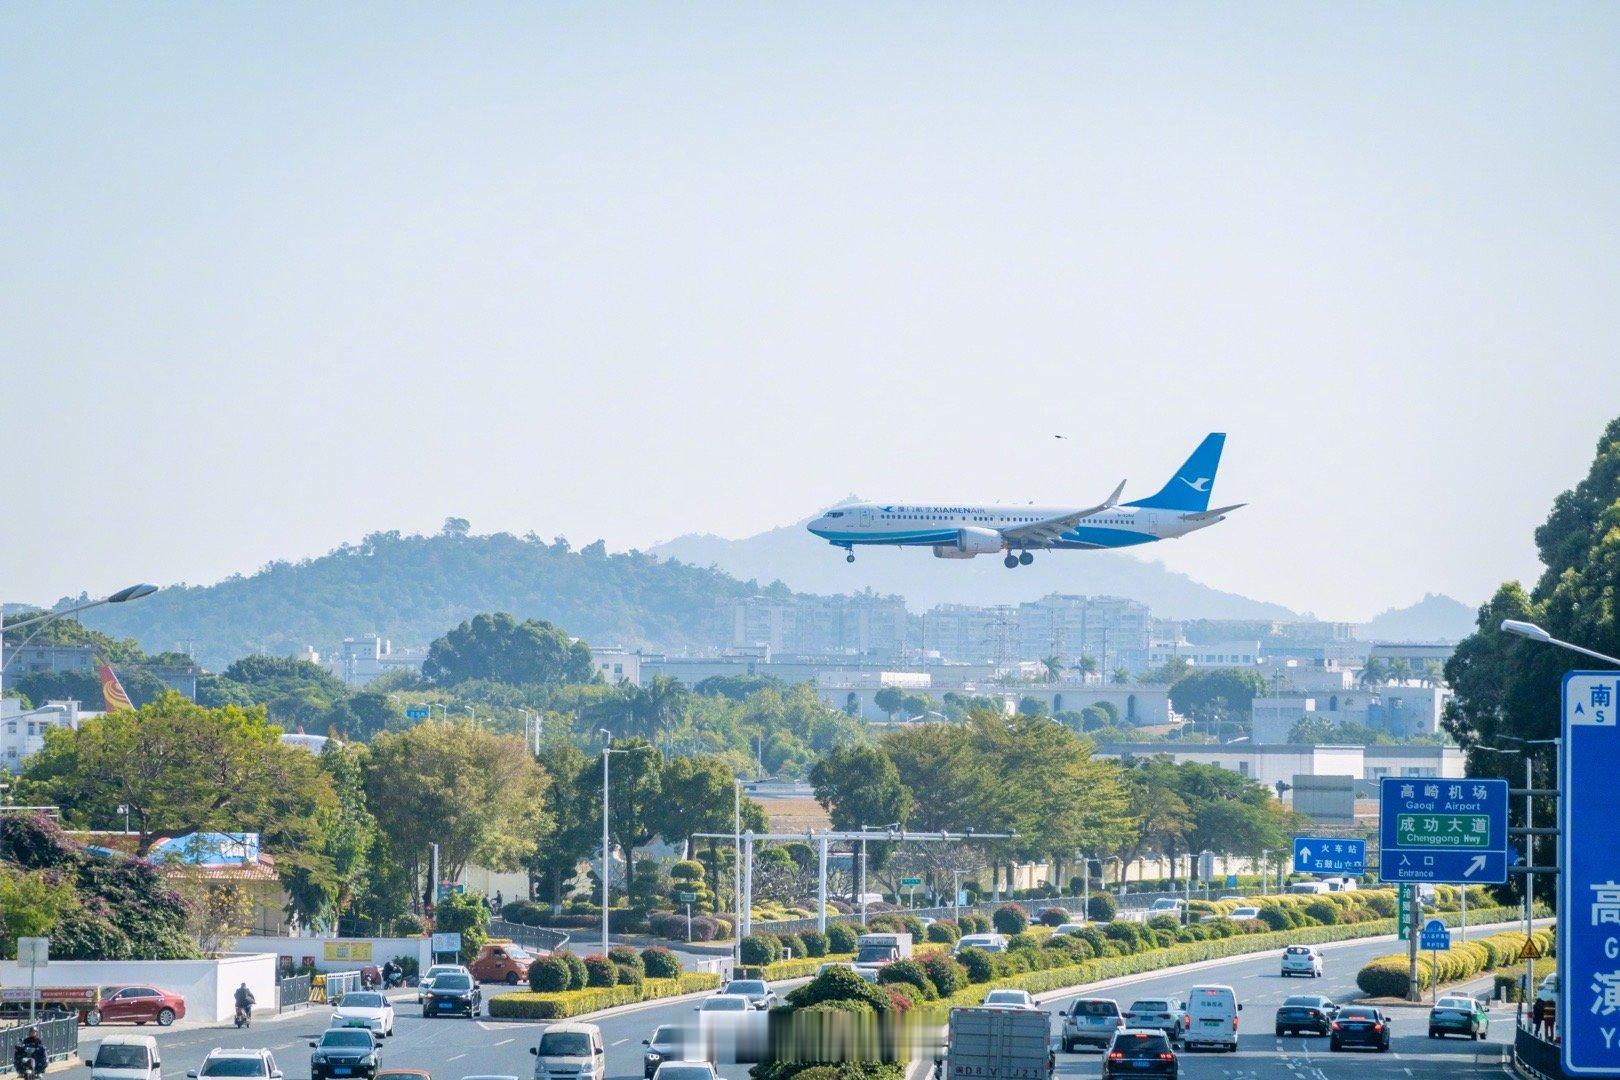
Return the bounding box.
[1561,671,1620,1076]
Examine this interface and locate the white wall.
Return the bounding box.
[233,936,432,973]
[0,953,278,1023]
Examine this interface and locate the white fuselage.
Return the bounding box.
[807,502,1215,553]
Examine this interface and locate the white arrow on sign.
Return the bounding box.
[1300,846,1312,863]
[1463,855,1487,878]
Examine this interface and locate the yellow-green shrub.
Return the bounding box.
[487,973,720,1019]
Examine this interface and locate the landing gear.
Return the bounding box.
[1018,551,1034,566]
[1004,554,1019,569]
[844,548,856,563]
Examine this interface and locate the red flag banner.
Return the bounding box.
[96,660,134,712]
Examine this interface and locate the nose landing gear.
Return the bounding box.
[844,547,856,563]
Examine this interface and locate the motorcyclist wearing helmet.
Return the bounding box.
[13,1027,46,1077]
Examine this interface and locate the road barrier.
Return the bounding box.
[277,974,311,1013]
[1514,1024,1572,1080]
[487,919,571,954]
[0,1016,78,1074]
[312,970,362,1004]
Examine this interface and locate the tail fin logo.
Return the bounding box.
[1179,476,1212,492]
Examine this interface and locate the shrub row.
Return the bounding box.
[527,947,682,992]
[921,905,1532,1013]
[490,972,721,1019]
[1355,927,1554,998]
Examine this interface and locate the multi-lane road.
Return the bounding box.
[63,928,1523,1080]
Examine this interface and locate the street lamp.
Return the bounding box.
[732,774,778,962]
[1,584,159,678]
[599,730,629,957]
[1500,619,1620,666]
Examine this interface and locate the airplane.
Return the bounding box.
[806,432,1243,569]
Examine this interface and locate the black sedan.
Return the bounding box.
[422,971,482,1017]
[1104,1030,1178,1080]
[1275,995,1339,1037]
[1330,1007,1391,1053]
[643,1023,698,1078]
[309,1027,380,1080]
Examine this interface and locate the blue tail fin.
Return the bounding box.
[1125,433,1225,511]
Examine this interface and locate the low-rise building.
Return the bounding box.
[1,697,100,773]
[1090,741,1464,800]
[330,637,426,686]
[588,645,642,687]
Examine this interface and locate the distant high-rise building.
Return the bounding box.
[718,593,908,657]
[922,594,1151,671]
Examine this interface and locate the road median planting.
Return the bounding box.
[1354,926,1553,1000]
[487,972,721,1019]
[920,904,1531,1011]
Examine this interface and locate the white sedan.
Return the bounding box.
[330,990,395,1037]
[981,989,1038,1010]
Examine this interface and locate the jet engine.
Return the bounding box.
[933,527,1003,558]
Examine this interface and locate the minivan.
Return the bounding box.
[1182,985,1241,1051]
[88,1035,162,1080]
[532,1022,606,1080]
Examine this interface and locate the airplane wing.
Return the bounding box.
[1179,502,1246,522]
[1000,480,1127,545]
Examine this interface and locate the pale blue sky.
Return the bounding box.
[4,4,1617,619]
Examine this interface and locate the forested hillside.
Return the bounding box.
[75,525,795,670]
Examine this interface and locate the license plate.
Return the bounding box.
[1202,1019,1220,1026]
[334,1070,351,1076]
[1132,1062,1151,1069]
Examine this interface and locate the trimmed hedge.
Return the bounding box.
[488,972,722,1019]
[641,947,682,980]
[827,924,860,954]
[1355,926,1554,998]
[923,906,1535,1012]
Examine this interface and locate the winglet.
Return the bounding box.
[1105,480,1126,508]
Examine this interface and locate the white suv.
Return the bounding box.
[1281,945,1324,978]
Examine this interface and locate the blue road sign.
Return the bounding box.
[404,706,430,720]
[1420,918,1451,951]
[1561,671,1620,1076]
[1293,836,1366,875]
[1226,874,1238,889]
[1378,776,1509,884]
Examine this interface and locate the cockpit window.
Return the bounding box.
[826,511,844,518]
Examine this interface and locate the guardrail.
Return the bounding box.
[0,1016,78,1075]
[1513,1024,1570,1080]
[277,974,311,1013]
[488,919,571,954]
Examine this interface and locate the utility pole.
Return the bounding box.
[1405,884,1421,1002]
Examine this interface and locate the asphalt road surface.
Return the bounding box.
[61,927,1523,1080]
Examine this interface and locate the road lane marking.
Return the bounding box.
[495,1036,513,1045]
[613,1038,628,1045]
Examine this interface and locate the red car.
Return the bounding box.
[86,985,186,1026]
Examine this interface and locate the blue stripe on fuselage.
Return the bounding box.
[809,526,1157,549]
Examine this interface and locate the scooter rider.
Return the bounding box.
[381,958,403,987]
[234,981,256,1021]
[13,1027,46,1078]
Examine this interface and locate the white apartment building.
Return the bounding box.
[329,637,426,686]
[1091,742,1463,797]
[719,594,909,657]
[1,698,99,773]
[589,646,642,687]
[922,594,1151,671]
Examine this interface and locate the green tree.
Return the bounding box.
[810,744,912,835]
[873,687,904,719]
[1444,418,1620,888]
[0,867,80,953]
[655,754,748,857]
[422,612,597,687]
[281,743,377,931]
[1168,668,1269,739]
[1041,655,1064,682]
[529,743,598,911]
[19,692,335,855]
[364,720,551,884]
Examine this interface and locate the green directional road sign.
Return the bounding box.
[1394,813,1492,848]
[900,877,923,888]
[675,890,699,904]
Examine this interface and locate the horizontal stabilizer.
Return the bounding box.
[1180,503,1246,522]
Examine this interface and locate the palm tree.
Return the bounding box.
[1076,655,1099,680]
[1041,655,1064,682]
[1111,667,1131,685]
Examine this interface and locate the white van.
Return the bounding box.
[1182,984,1242,1051]
[532,1022,606,1080]
[1287,881,1329,895]
[88,1035,163,1080]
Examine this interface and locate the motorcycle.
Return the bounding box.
[384,969,405,989]
[14,1057,42,1080]
[234,1005,251,1029]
